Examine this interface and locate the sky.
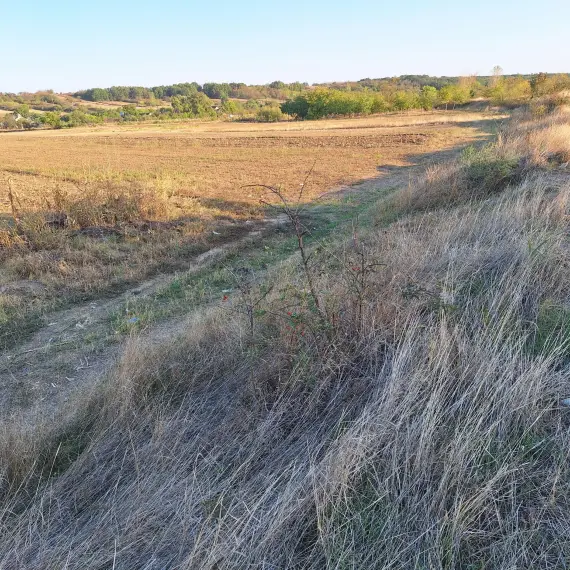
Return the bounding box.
[1,0,568,93]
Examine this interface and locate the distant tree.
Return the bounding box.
[490,65,504,88]
[287,82,305,92]
[244,99,261,112]
[530,73,549,97]
[152,86,166,99]
[166,83,199,97]
[281,96,310,119]
[88,88,111,102]
[40,111,63,129]
[220,97,241,115]
[108,86,130,101]
[171,92,216,118]
[128,86,151,100]
[501,76,531,102]
[392,90,419,111]
[202,83,231,99]
[529,73,570,97]
[370,94,389,113]
[40,93,62,105]
[269,81,286,90]
[438,85,454,109]
[418,86,438,110]
[15,104,30,117]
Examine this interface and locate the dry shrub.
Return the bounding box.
[57,182,170,228]
[528,92,570,118]
[0,229,21,249]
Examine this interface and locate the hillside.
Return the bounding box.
[1,95,570,568]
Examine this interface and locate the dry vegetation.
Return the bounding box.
[4,105,570,568]
[0,111,492,350]
[384,97,570,218]
[0,111,491,206]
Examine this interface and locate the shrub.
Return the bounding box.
[281,96,309,118]
[392,90,419,111]
[220,98,242,115]
[62,110,103,127]
[256,106,283,122]
[462,147,520,194]
[0,114,19,130]
[370,94,389,113]
[39,112,62,129]
[244,99,261,112]
[15,104,30,118]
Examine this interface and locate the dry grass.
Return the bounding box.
[381,101,570,219]
[0,111,493,214]
[0,106,569,568]
[0,111,492,349]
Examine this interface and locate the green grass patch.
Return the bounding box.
[461,144,521,195]
[530,299,570,357]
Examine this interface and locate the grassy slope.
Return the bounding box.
[1,102,570,568]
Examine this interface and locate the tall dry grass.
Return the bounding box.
[383,100,570,219]
[1,105,570,568]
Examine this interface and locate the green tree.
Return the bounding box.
[171,93,216,118]
[40,112,63,129]
[530,73,549,98]
[440,86,453,109]
[88,88,110,102]
[244,99,261,112]
[221,98,241,115]
[392,91,419,111]
[418,86,438,110]
[281,96,309,118]
[202,83,230,99]
[370,94,389,113]
[15,104,30,117]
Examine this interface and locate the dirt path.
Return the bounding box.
[0,217,287,419]
[0,139,484,422]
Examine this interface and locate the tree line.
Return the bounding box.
[2,72,569,130]
[75,81,309,103]
[72,73,570,105]
[280,74,570,119]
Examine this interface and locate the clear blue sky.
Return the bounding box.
[2,0,568,92]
